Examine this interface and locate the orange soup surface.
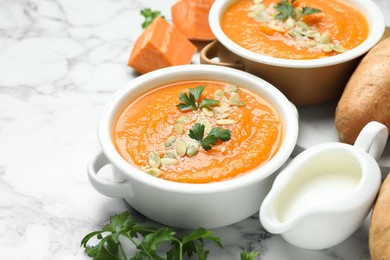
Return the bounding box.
[221,0,369,59]
[114,81,282,183]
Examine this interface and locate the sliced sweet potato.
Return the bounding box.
[128,16,197,74]
[369,171,390,260]
[171,0,215,41]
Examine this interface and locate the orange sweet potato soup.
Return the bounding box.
[114,80,282,183]
[221,0,369,59]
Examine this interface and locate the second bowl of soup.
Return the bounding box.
[201,0,385,106]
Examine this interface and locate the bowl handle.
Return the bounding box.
[354,121,388,161]
[87,151,133,198]
[200,40,244,70]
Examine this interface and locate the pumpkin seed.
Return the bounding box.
[160,158,179,166]
[165,136,177,147]
[254,14,267,23]
[216,119,237,125]
[220,103,230,111]
[332,45,346,53]
[288,30,301,38]
[216,112,231,119]
[224,85,239,93]
[186,143,199,157]
[250,3,265,12]
[214,89,225,99]
[285,18,295,29]
[202,107,214,117]
[176,116,189,124]
[229,93,245,106]
[199,120,212,132]
[164,152,176,158]
[297,21,309,30]
[313,32,321,42]
[305,40,318,48]
[322,44,333,52]
[305,30,318,38]
[148,151,160,168]
[269,24,285,33]
[176,139,187,157]
[214,104,229,114]
[254,0,263,4]
[320,32,331,44]
[173,123,184,135]
[144,168,162,177]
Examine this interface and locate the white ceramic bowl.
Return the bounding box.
[88,65,298,229]
[203,0,385,106]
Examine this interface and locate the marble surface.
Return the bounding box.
[0,0,389,259]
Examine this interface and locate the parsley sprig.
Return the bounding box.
[241,249,260,260]
[275,0,321,21]
[140,8,164,29]
[81,211,222,260]
[177,86,219,111]
[81,211,260,260]
[189,123,231,151]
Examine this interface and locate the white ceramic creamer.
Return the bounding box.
[259,121,388,250]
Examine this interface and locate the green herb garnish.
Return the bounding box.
[189,123,231,151]
[275,0,295,20]
[81,211,222,260]
[140,8,164,29]
[241,249,261,260]
[177,86,219,111]
[302,6,321,16]
[275,0,321,21]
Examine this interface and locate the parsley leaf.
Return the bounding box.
[275,0,295,20]
[302,6,321,16]
[241,249,260,260]
[202,135,219,151]
[81,211,223,260]
[189,123,205,142]
[177,92,197,111]
[208,127,231,141]
[140,8,164,29]
[177,86,219,111]
[181,228,223,256]
[189,123,231,151]
[275,0,321,21]
[189,86,205,102]
[199,98,219,109]
[81,212,138,260]
[133,227,175,259]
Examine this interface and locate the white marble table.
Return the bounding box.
[0,0,389,259]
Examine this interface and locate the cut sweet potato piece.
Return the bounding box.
[369,171,390,260]
[128,16,197,74]
[172,0,215,41]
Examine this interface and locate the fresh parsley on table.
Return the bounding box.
[81,211,259,260]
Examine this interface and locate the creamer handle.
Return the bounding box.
[354,121,388,161]
[200,40,244,70]
[87,151,133,198]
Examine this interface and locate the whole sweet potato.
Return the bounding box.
[369,172,390,260]
[335,37,390,144]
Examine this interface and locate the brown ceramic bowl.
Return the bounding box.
[201,0,385,106]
